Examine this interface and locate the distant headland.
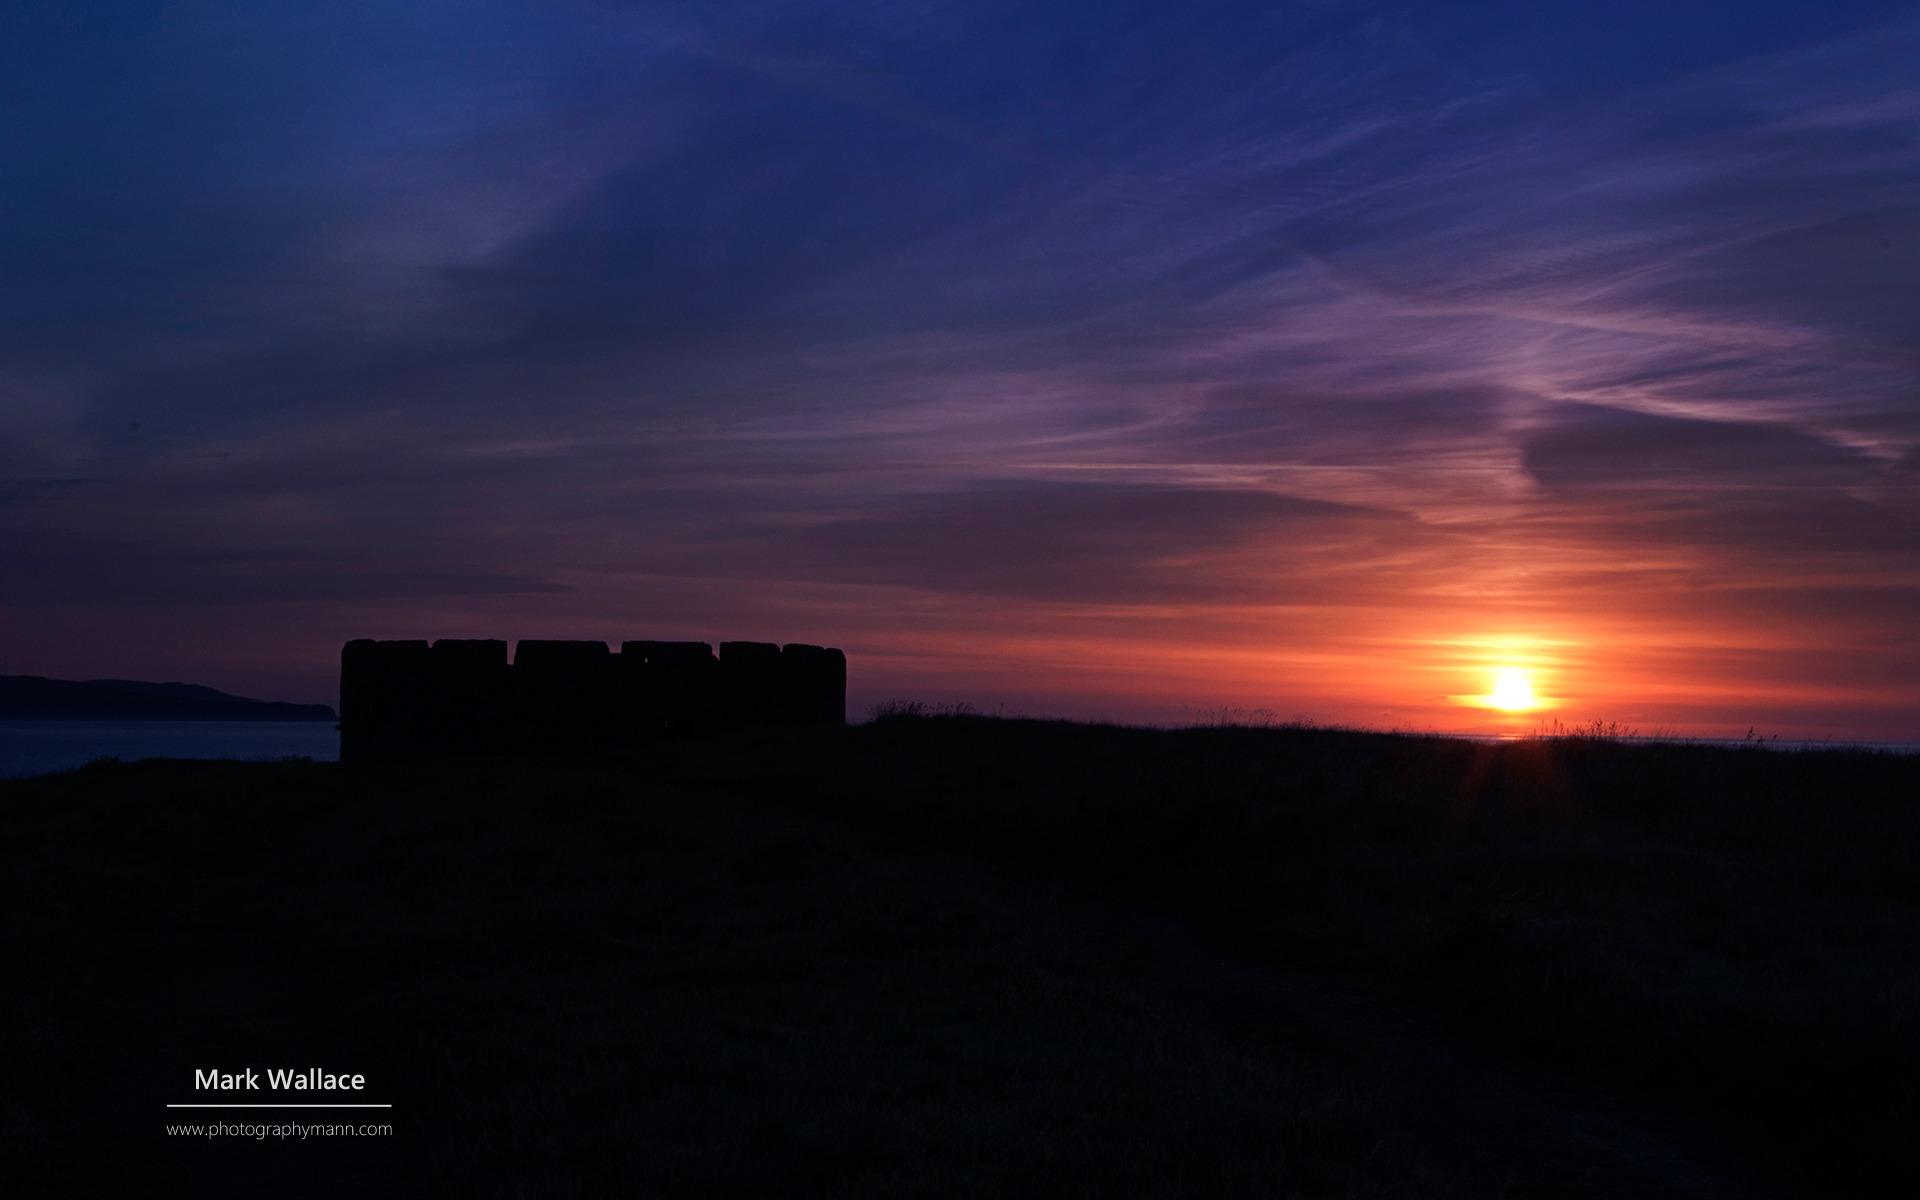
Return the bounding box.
[0,675,336,722]
[341,638,845,764]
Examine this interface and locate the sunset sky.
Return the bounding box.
[4,2,1917,739]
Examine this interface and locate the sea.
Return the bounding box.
[0,721,340,779]
[0,720,1910,781]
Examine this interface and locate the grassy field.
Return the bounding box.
[4,716,1916,1195]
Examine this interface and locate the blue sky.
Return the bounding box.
[3,2,1917,736]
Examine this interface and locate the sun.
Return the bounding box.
[1444,635,1561,715]
[1487,667,1538,712]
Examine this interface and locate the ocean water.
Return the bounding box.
[0,721,339,779]
[1457,732,1920,754]
[1,719,1908,781]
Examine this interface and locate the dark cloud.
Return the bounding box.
[1519,405,1920,569]
[1523,405,1872,490]
[695,480,1415,602]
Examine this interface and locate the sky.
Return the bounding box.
[3,1,1917,739]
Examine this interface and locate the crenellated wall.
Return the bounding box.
[340,638,845,764]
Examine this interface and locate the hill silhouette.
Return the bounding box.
[0,674,335,721]
[4,715,1914,1195]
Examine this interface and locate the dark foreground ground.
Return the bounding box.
[4,717,1916,1196]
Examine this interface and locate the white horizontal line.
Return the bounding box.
[165,1104,393,1108]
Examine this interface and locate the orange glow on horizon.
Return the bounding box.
[829,610,1899,741]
